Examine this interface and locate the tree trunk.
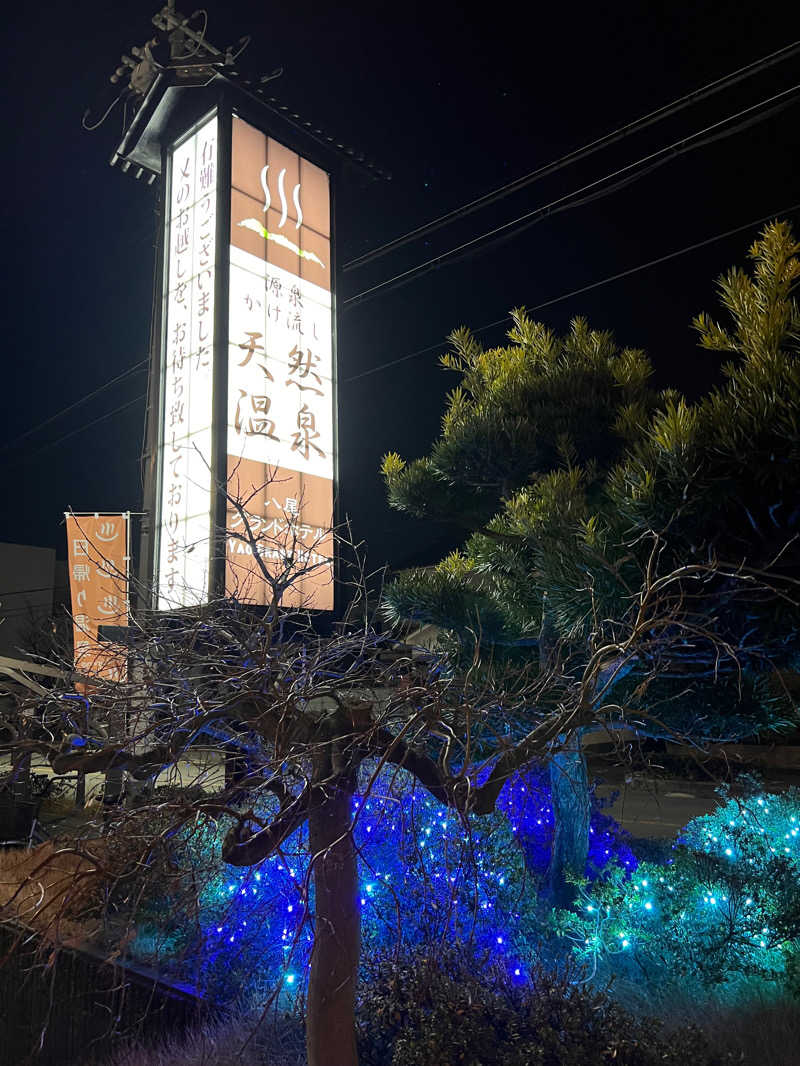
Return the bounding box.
[224,748,248,790]
[546,731,590,906]
[10,753,31,804]
[306,781,361,1066]
[103,766,124,805]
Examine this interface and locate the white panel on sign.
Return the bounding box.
[155,114,218,610]
[228,247,334,480]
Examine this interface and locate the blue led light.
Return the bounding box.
[130,763,640,999]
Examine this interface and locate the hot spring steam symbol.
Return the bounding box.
[237,165,325,268]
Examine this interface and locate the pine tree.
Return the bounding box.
[382,221,800,902]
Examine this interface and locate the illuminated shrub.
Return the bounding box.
[129,764,634,1001]
[552,789,800,992]
[498,768,636,877]
[131,768,534,999]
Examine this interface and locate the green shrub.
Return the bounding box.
[357,947,734,1066]
[551,788,800,994]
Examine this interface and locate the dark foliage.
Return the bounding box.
[357,947,735,1066]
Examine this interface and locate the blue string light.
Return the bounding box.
[131,764,635,999]
[133,773,800,1002]
[555,789,800,993]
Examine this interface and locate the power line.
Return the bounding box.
[0,207,158,456]
[18,394,147,464]
[342,39,800,273]
[20,203,795,471]
[342,83,800,311]
[140,217,163,495]
[13,49,794,469]
[18,206,800,454]
[342,201,800,385]
[0,605,68,623]
[0,585,66,599]
[0,359,148,455]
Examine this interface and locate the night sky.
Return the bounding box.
[2,1,799,576]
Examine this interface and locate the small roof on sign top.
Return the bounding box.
[103,5,389,185]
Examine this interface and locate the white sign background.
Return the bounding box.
[227,243,333,481]
[155,114,218,609]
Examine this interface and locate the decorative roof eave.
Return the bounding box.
[109,67,390,184]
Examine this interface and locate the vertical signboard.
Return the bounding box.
[226,117,334,609]
[152,109,335,612]
[155,113,218,610]
[66,513,129,682]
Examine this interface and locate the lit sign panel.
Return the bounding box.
[156,114,218,610]
[153,111,334,611]
[226,117,334,609]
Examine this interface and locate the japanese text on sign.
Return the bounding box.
[66,514,129,683]
[226,117,335,610]
[155,114,218,610]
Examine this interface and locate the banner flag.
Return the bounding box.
[65,513,129,683]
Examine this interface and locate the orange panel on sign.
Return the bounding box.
[228,116,334,611]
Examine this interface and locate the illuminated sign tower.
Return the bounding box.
[155,109,335,611]
[102,9,384,613]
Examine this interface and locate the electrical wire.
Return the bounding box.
[81,92,125,132]
[0,360,148,455]
[10,197,162,468]
[173,9,209,59]
[0,606,68,625]
[16,394,147,465]
[229,35,252,63]
[0,585,67,600]
[0,610,61,625]
[19,88,800,490]
[342,83,800,310]
[140,210,163,494]
[342,201,800,385]
[21,206,798,456]
[342,39,800,273]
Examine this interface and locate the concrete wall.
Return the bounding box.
[0,542,56,658]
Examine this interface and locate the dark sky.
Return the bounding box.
[2,1,799,574]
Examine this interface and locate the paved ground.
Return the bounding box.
[594,776,724,838]
[593,763,800,838]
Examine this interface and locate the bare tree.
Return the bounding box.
[1,499,794,1066]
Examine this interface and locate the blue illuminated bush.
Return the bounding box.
[129,773,800,1005]
[130,763,632,1001]
[498,768,636,877]
[552,788,800,992]
[131,767,534,1000]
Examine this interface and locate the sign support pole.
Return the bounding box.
[209,98,232,602]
